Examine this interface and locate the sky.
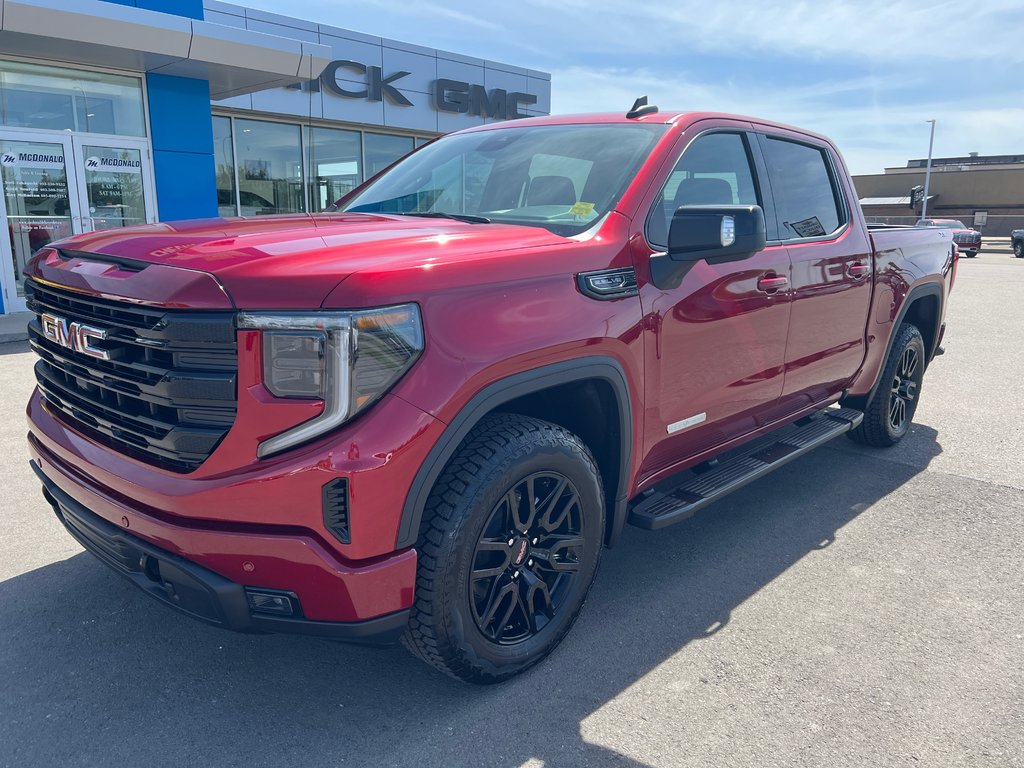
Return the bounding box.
[242,0,1023,175]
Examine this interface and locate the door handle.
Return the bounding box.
[756,274,789,293]
[848,263,870,279]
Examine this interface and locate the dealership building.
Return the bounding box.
[855,154,1024,236]
[0,0,551,315]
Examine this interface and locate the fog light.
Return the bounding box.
[245,589,296,616]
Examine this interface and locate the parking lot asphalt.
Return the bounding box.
[1,249,1022,768]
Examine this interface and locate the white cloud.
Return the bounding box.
[240,0,1022,174]
[514,0,1024,64]
[254,0,1024,65]
[549,65,1024,174]
[349,0,502,32]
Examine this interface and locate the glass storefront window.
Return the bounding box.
[0,60,145,136]
[307,127,361,212]
[80,145,148,231]
[213,116,237,217]
[365,133,414,178]
[1,138,74,298]
[234,119,305,215]
[211,116,430,217]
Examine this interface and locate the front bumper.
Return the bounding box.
[32,460,411,644]
[26,380,440,625]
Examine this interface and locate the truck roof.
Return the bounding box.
[458,110,837,146]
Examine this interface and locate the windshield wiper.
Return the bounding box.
[394,211,491,224]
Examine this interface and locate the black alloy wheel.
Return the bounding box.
[469,472,584,645]
[1014,241,1023,258]
[888,344,920,435]
[848,322,926,447]
[403,413,604,684]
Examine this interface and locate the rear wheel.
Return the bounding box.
[848,323,926,447]
[403,413,604,683]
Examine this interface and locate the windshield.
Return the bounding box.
[919,219,967,229]
[339,123,668,236]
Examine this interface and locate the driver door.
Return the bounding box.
[634,126,793,484]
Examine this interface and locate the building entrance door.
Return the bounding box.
[0,131,156,313]
[71,135,156,234]
[0,132,79,312]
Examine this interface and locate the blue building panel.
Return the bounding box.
[147,74,215,155]
[146,73,218,221]
[99,0,204,19]
[151,150,217,222]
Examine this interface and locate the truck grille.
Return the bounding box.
[26,278,237,473]
[953,232,980,245]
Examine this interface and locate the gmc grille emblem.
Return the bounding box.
[40,312,110,360]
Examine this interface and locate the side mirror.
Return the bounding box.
[667,204,766,263]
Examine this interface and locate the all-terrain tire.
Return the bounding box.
[1014,240,1023,258]
[402,413,604,684]
[847,323,926,447]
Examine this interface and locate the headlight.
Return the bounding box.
[238,304,423,458]
[264,332,328,398]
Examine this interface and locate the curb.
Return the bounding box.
[0,313,31,344]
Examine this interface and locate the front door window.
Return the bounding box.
[0,138,76,300]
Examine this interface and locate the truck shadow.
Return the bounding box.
[0,425,942,768]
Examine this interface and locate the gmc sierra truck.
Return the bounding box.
[916,218,981,257]
[25,105,956,683]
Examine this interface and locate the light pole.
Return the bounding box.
[921,119,936,220]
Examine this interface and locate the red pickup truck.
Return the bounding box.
[916,218,982,258]
[25,105,956,683]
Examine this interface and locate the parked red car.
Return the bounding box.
[916,218,981,257]
[25,106,956,682]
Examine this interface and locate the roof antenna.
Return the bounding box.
[626,96,659,119]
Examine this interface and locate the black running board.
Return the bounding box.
[628,407,864,530]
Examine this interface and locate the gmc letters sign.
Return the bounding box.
[293,59,539,120]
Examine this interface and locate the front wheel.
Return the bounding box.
[1014,241,1023,258]
[848,323,926,447]
[403,413,604,683]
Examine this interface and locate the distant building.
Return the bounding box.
[853,153,1024,236]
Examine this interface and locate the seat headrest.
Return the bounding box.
[527,175,577,206]
[673,177,734,207]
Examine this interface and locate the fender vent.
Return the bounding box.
[577,267,639,300]
[322,479,351,544]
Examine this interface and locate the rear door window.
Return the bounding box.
[761,137,846,240]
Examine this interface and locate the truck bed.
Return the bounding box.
[869,224,953,258]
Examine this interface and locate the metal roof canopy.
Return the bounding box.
[0,0,331,99]
[860,195,938,206]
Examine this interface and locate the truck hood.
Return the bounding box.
[35,213,568,308]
